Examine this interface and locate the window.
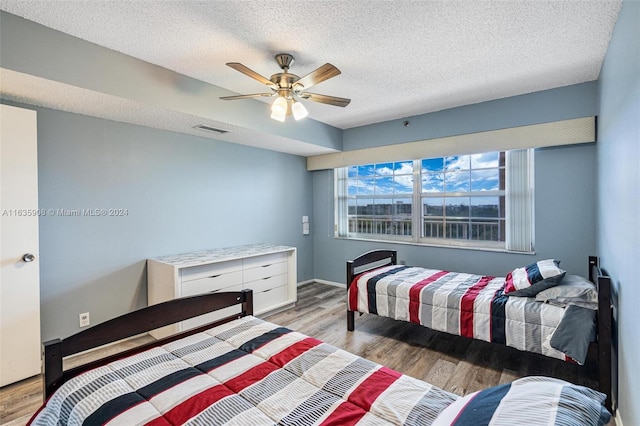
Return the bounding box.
[347,161,414,238]
[421,152,505,243]
[335,150,533,251]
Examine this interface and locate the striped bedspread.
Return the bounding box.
[29,315,610,426]
[348,265,576,362]
[30,316,458,425]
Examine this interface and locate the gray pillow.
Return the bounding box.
[535,274,598,309]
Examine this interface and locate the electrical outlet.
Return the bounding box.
[79,312,90,327]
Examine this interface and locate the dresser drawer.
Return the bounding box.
[244,274,287,293]
[243,252,287,269]
[181,259,242,282]
[243,261,287,282]
[181,270,243,296]
[253,285,288,314]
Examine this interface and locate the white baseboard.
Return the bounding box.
[297,279,346,288]
[312,279,346,288]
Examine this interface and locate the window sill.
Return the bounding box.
[334,235,535,255]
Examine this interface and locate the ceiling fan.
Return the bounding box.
[220,53,351,121]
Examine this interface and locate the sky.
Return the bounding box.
[348,152,502,196]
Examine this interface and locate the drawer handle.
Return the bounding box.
[261,264,272,268]
[208,274,221,279]
[262,276,272,280]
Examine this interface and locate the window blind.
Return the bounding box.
[334,167,349,238]
[505,149,534,252]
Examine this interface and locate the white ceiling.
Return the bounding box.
[0,1,622,147]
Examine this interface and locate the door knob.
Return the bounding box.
[22,253,35,262]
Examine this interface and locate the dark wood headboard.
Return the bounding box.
[346,250,398,331]
[43,289,253,398]
[346,249,397,289]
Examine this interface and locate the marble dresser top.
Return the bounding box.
[149,243,294,268]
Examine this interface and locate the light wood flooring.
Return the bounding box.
[0,282,603,425]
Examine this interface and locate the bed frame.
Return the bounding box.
[346,250,614,412]
[42,289,253,399]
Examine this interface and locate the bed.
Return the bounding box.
[30,287,611,425]
[347,251,614,412]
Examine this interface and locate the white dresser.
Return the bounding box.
[147,244,296,338]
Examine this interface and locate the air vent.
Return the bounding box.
[193,124,229,134]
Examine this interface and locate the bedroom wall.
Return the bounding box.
[2,102,314,341]
[312,82,598,282]
[343,82,598,150]
[597,0,639,424]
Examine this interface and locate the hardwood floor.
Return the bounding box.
[0,282,604,425]
[266,283,599,395]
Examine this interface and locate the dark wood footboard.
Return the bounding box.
[589,256,614,412]
[43,289,253,399]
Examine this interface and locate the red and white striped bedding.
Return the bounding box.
[28,316,610,426]
[29,316,458,425]
[348,265,591,363]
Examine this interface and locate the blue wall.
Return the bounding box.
[344,82,597,150]
[597,0,640,423]
[4,103,315,341]
[312,83,598,282]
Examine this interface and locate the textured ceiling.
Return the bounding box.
[0,0,622,133]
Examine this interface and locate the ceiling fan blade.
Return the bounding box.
[294,63,341,90]
[220,93,274,100]
[299,92,351,107]
[226,62,274,87]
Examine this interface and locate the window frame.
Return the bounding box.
[344,160,416,243]
[335,149,533,252]
[419,152,506,247]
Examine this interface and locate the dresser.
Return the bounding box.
[147,244,296,338]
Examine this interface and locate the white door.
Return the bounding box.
[0,104,41,386]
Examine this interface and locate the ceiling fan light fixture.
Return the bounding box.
[271,109,287,123]
[270,111,286,122]
[271,96,288,115]
[292,101,308,120]
[223,53,350,122]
